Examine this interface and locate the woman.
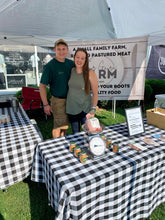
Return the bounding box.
[66,48,98,133]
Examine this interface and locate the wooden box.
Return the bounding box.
[146,108,165,130]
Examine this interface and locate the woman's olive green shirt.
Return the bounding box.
[66,68,92,115]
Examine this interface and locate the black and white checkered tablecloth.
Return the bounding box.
[0,105,42,189]
[31,120,165,220]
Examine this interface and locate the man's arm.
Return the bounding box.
[40,83,52,115]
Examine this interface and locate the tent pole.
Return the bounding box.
[114,99,116,119]
[5,74,8,89]
[112,99,116,119]
[35,46,40,86]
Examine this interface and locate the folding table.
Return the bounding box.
[31,120,165,220]
[0,103,42,189]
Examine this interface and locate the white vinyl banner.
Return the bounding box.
[68,36,148,100]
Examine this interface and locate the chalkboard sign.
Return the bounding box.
[7,74,27,88]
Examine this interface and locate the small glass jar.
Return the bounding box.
[80,151,87,163]
[6,115,10,123]
[113,142,119,153]
[154,99,159,108]
[106,137,112,148]
[74,145,81,157]
[69,141,76,153]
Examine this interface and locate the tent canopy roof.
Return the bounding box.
[107,0,165,46]
[0,0,165,46]
[0,0,116,46]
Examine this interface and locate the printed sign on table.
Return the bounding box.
[125,106,145,136]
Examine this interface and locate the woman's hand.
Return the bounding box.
[89,110,95,117]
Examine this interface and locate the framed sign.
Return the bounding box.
[6,74,27,88]
[125,106,145,136]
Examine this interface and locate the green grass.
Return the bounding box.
[0,106,165,220]
[0,178,55,220]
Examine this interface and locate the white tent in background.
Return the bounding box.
[0,0,165,46]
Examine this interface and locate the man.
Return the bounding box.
[40,39,74,138]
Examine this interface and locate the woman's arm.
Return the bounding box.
[89,69,98,108]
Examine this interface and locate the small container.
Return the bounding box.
[6,115,10,123]
[154,99,159,108]
[113,142,119,153]
[0,115,10,124]
[69,141,76,153]
[11,98,19,113]
[74,145,81,157]
[100,134,106,140]
[106,137,112,148]
[80,151,87,163]
[0,115,6,124]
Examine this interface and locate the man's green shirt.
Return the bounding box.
[40,58,74,98]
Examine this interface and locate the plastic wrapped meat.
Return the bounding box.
[85,116,102,132]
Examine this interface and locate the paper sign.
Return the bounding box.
[125,106,145,136]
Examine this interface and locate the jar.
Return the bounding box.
[69,141,76,153]
[154,99,159,108]
[6,115,10,123]
[113,142,119,153]
[106,137,112,148]
[80,151,87,163]
[74,145,81,157]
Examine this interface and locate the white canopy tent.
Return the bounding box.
[0,0,116,46]
[0,0,165,46]
[0,0,165,110]
[0,0,116,94]
[106,0,165,46]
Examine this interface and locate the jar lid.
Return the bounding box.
[75,145,80,149]
[100,134,105,137]
[80,151,86,155]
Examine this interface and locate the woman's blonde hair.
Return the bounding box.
[74,48,90,94]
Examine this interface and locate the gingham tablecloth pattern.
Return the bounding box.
[31,119,165,220]
[0,105,42,189]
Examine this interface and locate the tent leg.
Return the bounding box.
[35,46,40,86]
[112,99,116,119]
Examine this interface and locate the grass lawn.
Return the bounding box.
[0,106,165,220]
